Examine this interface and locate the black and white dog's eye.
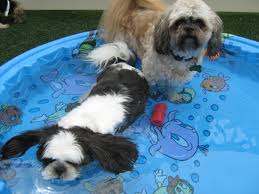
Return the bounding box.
[66,161,78,166]
[41,158,55,166]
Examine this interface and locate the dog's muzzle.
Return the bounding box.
[179,35,199,50]
[170,49,194,62]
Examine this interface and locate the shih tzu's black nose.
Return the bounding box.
[185,26,194,33]
[54,165,66,176]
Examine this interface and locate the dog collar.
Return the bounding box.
[4,0,10,16]
[170,50,194,62]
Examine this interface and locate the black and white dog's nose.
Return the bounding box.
[54,165,66,177]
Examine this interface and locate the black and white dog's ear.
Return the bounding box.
[0,130,43,160]
[0,125,59,160]
[85,133,138,174]
[207,14,223,57]
[154,13,171,55]
[0,0,8,13]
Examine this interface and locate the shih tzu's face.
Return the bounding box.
[169,16,212,57]
[37,129,137,180]
[40,159,81,181]
[0,126,138,181]
[154,0,223,59]
[37,130,93,181]
[39,158,94,181]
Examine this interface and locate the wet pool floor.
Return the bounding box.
[0,33,259,194]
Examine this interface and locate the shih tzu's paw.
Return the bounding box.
[169,93,185,104]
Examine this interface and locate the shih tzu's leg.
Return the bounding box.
[168,86,186,104]
[148,79,168,100]
[167,71,198,104]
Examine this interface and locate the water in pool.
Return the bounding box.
[0,34,259,194]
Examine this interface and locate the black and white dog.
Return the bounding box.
[0,0,24,29]
[0,43,149,180]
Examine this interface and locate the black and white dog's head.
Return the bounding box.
[0,47,148,181]
[0,125,138,180]
[0,0,25,25]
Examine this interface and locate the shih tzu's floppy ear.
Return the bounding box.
[154,13,171,55]
[207,14,223,57]
[0,125,59,160]
[82,132,138,174]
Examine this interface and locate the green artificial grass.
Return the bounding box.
[0,11,102,64]
[218,12,259,41]
[0,11,258,64]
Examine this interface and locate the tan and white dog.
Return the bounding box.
[99,0,223,102]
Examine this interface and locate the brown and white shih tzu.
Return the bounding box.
[0,49,149,180]
[100,0,223,103]
[0,0,24,29]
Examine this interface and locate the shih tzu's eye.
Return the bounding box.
[195,19,205,28]
[41,158,55,166]
[174,18,186,28]
[66,161,78,167]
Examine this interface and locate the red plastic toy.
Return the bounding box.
[151,103,167,127]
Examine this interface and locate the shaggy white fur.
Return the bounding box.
[43,131,84,164]
[86,42,135,69]
[111,62,144,77]
[58,93,130,134]
[4,0,10,16]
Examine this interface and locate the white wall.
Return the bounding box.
[19,0,109,10]
[19,0,259,12]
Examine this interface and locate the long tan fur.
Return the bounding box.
[13,1,25,24]
[98,0,222,103]
[100,0,165,42]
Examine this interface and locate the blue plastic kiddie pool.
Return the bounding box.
[0,31,259,194]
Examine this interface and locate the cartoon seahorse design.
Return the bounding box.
[150,111,209,160]
[137,112,209,161]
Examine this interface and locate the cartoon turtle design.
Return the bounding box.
[73,30,97,57]
[0,104,22,134]
[175,88,196,104]
[84,176,125,194]
[0,160,16,181]
[0,160,19,187]
[136,170,194,194]
[150,84,196,104]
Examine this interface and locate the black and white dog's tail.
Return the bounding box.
[85,42,136,70]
